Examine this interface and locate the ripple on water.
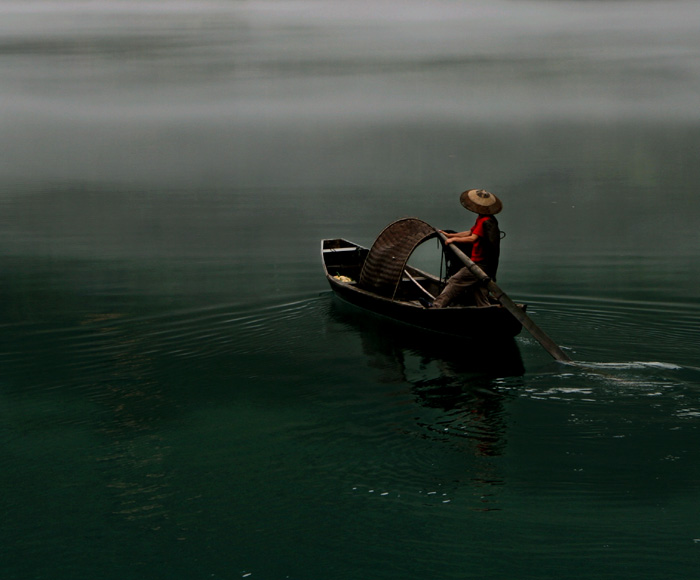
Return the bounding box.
[516,294,700,366]
[517,358,699,402]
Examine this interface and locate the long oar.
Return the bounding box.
[437,232,572,363]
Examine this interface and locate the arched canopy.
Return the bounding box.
[359,218,438,299]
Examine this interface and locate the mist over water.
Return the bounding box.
[2,0,700,186]
[1,1,699,579]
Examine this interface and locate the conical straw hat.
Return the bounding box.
[459,189,502,215]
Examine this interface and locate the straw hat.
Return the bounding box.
[459,189,502,215]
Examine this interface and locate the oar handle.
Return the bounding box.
[437,231,572,363]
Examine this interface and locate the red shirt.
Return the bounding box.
[469,215,490,264]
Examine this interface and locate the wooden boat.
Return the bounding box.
[321,218,526,339]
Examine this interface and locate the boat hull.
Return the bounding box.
[322,238,525,339]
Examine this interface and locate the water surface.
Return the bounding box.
[1,1,699,579]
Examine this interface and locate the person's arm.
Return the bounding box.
[444,232,478,245]
[439,229,471,238]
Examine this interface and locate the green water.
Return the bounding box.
[1,1,700,579]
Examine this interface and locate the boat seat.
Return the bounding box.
[323,247,358,253]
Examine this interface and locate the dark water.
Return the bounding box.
[2,1,700,579]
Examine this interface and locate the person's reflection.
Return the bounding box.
[328,298,524,457]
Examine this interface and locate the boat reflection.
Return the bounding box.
[327,296,525,457]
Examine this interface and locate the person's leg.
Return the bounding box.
[433,267,479,308]
[472,284,491,307]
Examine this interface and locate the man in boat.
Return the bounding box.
[431,189,502,308]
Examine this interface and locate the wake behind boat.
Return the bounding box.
[321,218,526,339]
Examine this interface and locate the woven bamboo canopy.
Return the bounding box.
[358,218,437,299]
